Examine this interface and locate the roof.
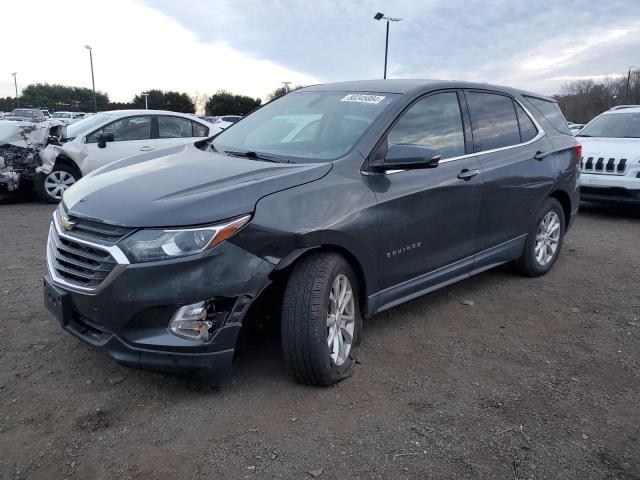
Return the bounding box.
[298,79,555,101]
[102,109,198,116]
[606,105,640,114]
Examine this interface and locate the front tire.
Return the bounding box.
[514,197,565,277]
[35,164,79,203]
[281,252,362,386]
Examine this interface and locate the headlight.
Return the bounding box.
[119,215,251,263]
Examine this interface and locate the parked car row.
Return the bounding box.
[2,108,88,124]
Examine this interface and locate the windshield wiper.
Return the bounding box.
[224,150,294,163]
[576,134,593,137]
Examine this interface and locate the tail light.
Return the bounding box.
[575,144,582,158]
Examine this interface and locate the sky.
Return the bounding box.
[1,0,638,106]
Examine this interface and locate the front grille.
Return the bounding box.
[48,226,117,289]
[62,213,133,245]
[580,156,628,175]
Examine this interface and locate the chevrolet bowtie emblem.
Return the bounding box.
[59,215,75,231]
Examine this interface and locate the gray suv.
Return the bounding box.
[44,80,580,386]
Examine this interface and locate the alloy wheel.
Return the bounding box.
[326,274,355,366]
[534,211,561,266]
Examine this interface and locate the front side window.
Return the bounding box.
[577,113,640,138]
[158,116,194,138]
[86,115,152,143]
[212,91,399,162]
[387,92,465,159]
[467,92,521,151]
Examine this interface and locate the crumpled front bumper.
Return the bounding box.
[44,227,275,384]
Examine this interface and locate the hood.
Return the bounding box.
[577,136,640,161]
[63,144,332,227]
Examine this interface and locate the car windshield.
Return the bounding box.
[66,112,115,138]
[212,91,399,162]
[578,112,640,138]
[53,112,71,118]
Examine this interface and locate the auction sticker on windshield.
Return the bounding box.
[340,94,386,104]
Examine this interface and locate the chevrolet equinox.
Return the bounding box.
[44,80,580,386]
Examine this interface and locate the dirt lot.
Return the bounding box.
[0,201,639,480]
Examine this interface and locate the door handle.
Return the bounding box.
[534,151,548,160]
[139,146,154,151]
[457,169,480,180]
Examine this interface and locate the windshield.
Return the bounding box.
[53,112,71,118]
[578,113,640,138]
[212,91,399,162]
[66,112,115,138]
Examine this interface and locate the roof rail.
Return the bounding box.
[609,105,640,111]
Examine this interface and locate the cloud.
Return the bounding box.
[142,0,640,94]
[0,0,317,102]
[1,0,638,103]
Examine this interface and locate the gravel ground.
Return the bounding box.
[0,201,639,480]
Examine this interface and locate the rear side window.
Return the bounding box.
[524,96,571,135]
[387,92,465,160]
[466,92,520,151]
[515,103,538,142]
[158,116,194,138]
[192,121,209,137]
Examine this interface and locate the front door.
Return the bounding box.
[370,91,483,305]
[83,115,155,172]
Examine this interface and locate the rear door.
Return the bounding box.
[371,91,483,302]
[464,90,556,268]
[83,115,155,172]
[156,115,210,150]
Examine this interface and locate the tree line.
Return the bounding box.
[0,83,298,116]
[553,69,640,123]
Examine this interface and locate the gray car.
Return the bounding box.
[5,108,47,122]
[43,80,580,387]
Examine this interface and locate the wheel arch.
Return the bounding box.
[53,154,83,179]
[270,244,371,317]
[549,189,572,229]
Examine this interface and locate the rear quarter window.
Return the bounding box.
[524,96,571,135]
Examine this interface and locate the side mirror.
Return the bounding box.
[372,144,441,172]
[97,132,114,148]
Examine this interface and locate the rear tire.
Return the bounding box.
[514,197,565,277]
[35,164,79,204]
[281,252,362,386]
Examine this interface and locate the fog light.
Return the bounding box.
[169,302,214,341]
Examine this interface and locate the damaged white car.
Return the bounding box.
[0,110,222,203]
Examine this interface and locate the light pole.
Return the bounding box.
[11,72,18,107]
[85,45,97,113]
[141,93,149,109]
[374,12,402,79]
[623,66,635,104]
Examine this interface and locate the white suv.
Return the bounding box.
[577,106,640,204]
